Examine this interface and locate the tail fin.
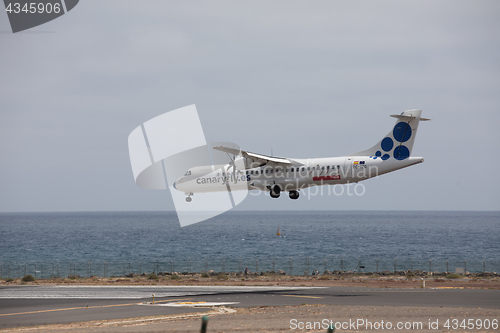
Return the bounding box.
[348,109,430,160]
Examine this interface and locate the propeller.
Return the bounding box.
[226,152,238,184]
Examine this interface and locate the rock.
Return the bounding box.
[381,270,391,276]
[125,273,134,278]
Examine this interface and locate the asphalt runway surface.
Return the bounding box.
[0,285,498,329]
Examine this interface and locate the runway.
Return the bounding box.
[0,285,498,329]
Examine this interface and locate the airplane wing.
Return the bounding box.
[213,146,301,167]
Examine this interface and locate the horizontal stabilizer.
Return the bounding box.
[390,114,431,121]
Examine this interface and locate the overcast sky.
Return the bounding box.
[1,0,499,212]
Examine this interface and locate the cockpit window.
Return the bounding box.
[184,170,191,176]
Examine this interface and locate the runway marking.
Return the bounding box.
[360,290,434,293]
[150,301,240,307]
[0,298,190,317]
[280,294,323,299]
[174,302,207,305]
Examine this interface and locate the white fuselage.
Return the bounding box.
[173,155,423,194]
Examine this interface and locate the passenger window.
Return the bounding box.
[250,171,254,175]
[307,167,310,171]
[301,167,305,171]
[327,166,330,169]
[246,171,249,175]
[322,166,325,170]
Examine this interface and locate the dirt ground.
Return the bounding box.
[3,274,500,289]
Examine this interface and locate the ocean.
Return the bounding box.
[0,211,499,278]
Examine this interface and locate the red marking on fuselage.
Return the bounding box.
[313,175,341,181]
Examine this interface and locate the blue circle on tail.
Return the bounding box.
[393,122,412,142]
[382,154,390,160]
[393,145,410,160]
[375,151,382,157]
[381,137,393,151]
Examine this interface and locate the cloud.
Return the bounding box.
[0,0,499,212]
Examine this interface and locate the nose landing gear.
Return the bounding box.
[185,193,193,202]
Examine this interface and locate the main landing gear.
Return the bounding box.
[270,185,281,198]
[269,186,300,200]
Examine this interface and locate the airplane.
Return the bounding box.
[173,109,429,202]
